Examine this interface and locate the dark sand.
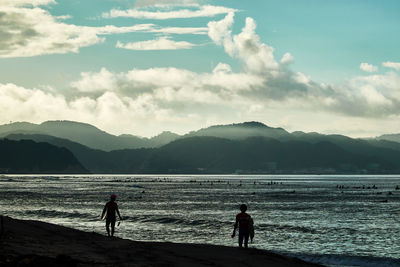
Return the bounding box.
[0,216,323,267]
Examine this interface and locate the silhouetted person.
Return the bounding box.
[231,204,254,248]
[101,194,122,237]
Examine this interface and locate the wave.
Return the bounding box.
[141,217,185,225]
[134,216,230,228]
[257,223,318,234]
[289,253,400,267]
[126,184,145,188]
[39,176,60,181]
[23,209,95,220]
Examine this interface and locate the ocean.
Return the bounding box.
[1,174,400,267]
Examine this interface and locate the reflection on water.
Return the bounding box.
[1,175,400,263]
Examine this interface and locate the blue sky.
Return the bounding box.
[1,0,400,137]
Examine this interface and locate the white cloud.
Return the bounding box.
[382,61,400,70]
[234,17,279,72]
[208,12,235,54]
[55,14,72,20]
[71,66,263,97]
[360,62,378,72]
[149,26,207,35]
[98,24,207,35]
[134,0,201,8]
[116,37,196,50]
[350,72,400,102]
[0,3,206,58]
[280,53,294,65]
[71,68,118,93]
[360,85,392,106]
[0,0,55,7]
[103,5,237,19]
[0,6,103,58]
[0,83,71,121]
[293,72,310,85]
[212,63,232,74]
[208,13,279,73]
[95,24,154,34]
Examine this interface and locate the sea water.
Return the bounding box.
[1,175,400,267]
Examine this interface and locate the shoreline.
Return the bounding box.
[0,216,323,266]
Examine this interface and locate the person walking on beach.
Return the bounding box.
[101,194,122,237]
[231,204,254,248]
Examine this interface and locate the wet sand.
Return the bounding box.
[0,216,323,266]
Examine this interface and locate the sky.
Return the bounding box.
[0,0,400,137]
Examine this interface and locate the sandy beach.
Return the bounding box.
[0,216,323,267]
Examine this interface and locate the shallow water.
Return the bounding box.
[1,174,400,266]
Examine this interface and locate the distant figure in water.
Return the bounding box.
[101,194,122,237]
[231,204,254,248]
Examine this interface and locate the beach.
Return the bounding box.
[0,216,322,267]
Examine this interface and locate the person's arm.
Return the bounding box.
[101,203,107,219]
[249,217,254,242]
[231,216,238,238]
[116,205,122,220]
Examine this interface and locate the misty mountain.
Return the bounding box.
[0,139,88,174]
[376,133,400,144]
[186,121,291,140]
[4,133,400,174]
[143,136,399,174]
[0,122,38,133]
[4,133,159,173]
[3,120,398,157]
[184,122,400,163]
[0,121,180,151]
[119,131,181,148]
[3,120,400,174]
[192,123,400,155]
[147,131,181,146]
[291,131,400,157]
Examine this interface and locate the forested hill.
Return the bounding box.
[0,120,179,151]
[2,121,400,174]
[0,139,89,174]
[4,134,400,174]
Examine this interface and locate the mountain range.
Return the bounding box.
[1,120,400,174]
[0,121,179,151]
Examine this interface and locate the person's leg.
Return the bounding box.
[106,220,111,236]
[244,231,249,248]
[238,229,244,247]
[111,219,116,236]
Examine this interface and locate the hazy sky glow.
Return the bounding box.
[1,0,400,137]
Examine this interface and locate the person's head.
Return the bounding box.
[110,194,117,201]
[240,204,247,212]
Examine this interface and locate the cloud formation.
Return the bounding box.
[208,13,279,73]
[3,62,399,137]
[382,61,400,70]
[0,6,93,57]
[0,5,141,58]
[147,26,207,35]
[207,14,400,118]
[0,2,207,58]
[360,62,378,73]
[134,0,201,8]
[1,0,55,7]
[103,5,237,19]
[116,37,197,50]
